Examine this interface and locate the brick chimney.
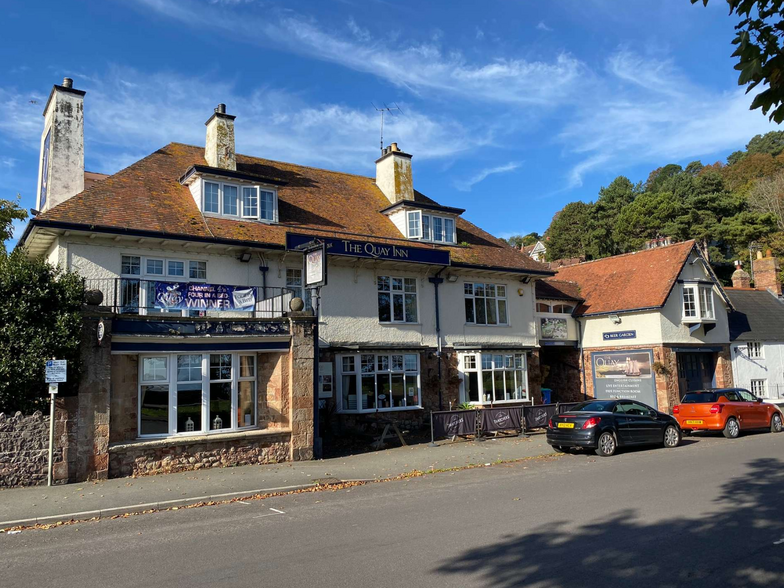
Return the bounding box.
[205,104,236,170]
[375,142,413,204]
[731,264,751,288]
[37,77,85,212]
[753,250,782,295]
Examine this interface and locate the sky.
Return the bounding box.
[1,0,781,248]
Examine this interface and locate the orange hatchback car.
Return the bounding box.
[673,388,784,438]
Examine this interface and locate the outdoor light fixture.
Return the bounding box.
[238,252,252,262]
[609,314,621,325]
[520,276,532,284]
[447,274,458,282]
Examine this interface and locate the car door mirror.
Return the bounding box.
[648,409,657,417]
[756,398,763,403]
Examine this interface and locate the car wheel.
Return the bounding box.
[595,432,617,457]
[723,417,740,439]
[771,413,783,433]
[663,425,681,448]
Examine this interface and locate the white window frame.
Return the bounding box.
[377,275,419,324]
[336,353,422,413]
[138,352,258,439]
[412,212,456,244]
[750,379,767,398]
[201,179,278,223]
[682,283,715,322]
[222,184,239,217]
[406,210,422,239]
[458,351,529,405]
[747,342,764,359]
[464,282,509,326]
[120,255,208,317]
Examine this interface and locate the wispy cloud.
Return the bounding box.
[536,21,552,32]
[454,161,521,192]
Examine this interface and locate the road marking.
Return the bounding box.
[774,538,784,545]
[253,508,286,520]
[234,501,250,506]
[269,508,285,514]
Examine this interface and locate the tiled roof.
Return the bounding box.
[35,143,550,273]
[726,288,784,341]
[535,279,583,302]
[552,241,696,316]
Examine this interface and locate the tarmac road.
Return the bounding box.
[3,431,784,588]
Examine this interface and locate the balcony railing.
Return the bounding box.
[85,278,301,319]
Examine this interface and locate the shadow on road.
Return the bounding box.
[433,457,784,587]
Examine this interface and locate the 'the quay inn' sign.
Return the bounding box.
[286,233,451,266]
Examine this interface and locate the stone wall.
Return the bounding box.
[109,431,290,477]
[0,411,54,488]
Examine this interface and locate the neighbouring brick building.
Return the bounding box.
[13,77,554,484]
[535,241,735,413]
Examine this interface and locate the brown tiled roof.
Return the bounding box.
[83,171,108,190]
[552,241,696,316]
[522,244,535,255]
[36,143,550,273]
[536,279,583,302]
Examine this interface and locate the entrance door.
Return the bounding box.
[678,353,715,395]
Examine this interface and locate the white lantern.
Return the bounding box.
[212,415,223,430]
[185,417,194,432]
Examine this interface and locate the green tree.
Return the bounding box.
[0,250,84,413]
[506,232,541,248]
[0,196,28,254]
[585,176,640,258]
[747,131,784,156]
[693,0,784,122]
[613,191,682,252]
[544,201,592,261]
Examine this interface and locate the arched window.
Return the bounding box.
[536,303,551,313]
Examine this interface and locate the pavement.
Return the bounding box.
[0,431,553,528]
[3,429,783,588]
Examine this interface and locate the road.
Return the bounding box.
[3,431,784,588]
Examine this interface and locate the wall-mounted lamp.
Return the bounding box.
[609,314,621,325]
[517,288,525,296]
[446,274,459,283]
[238,252,252,263]
[519,276,532,284]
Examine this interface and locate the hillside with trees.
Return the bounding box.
[540,131,784,283]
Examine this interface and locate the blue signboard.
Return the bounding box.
[286,233,450,266]
[39,129,51,209]
[155,281,256,311]
[602,330,637,341]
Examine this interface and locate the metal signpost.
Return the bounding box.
[45,359,66,486]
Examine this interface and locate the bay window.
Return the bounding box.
[139,353,257,437]
[378,276,418,323]
[464,283,508,326]
[682,283,715,321]
[337,353,421,412]
[460,352,528,404]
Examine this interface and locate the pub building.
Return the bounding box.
[534,241,736,413]
[18,78,553,482]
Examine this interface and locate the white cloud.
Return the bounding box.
[536,21,552,32]
[454,161,521,192]
[347,16,370,42]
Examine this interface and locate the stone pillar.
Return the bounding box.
[288,313,315,461]
[714,347,734,389]
[76,309,112,481]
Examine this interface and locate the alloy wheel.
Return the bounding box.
[772,414,783,433]
[725,418,739,439]
[664,426,680,448]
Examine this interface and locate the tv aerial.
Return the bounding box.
[372,102,403,154]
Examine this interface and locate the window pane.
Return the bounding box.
[496,285,506,298]
[494,371,505,401]
[177,382,202,433]
[361,355,375,373]
[486,284,496,298]
[505,355,515,368]
[362,375,376,409]
[143,357,168,382]
[404,293,417,322]
[140,385,169,435]
[407,211,421,238]
[391,355,404,371]
[516,370,526,399]
[405,374,419,406]
[260,191,275,221]
[209,382,231,430]
[377,276,390,291]
[404,354,417,371]
[433,216,443,241]
[177,354,202,382]
[683,287,696,317]
[463,355,476,370]
[404,278,417,293]
[210,354,232,381]
[378,292,391,322]
[466,372,479,403]
[146,259,164,275]
[122,255,141,276]
[242,186,258,218]
[482,371,493,403]
[444,218,454,243]
[464,283,473,296]
[204,182,219,213]
[392,278,403,291]
[476,295,487,324]
[377,374,391,408]
[223,185,238,215]
[505,371,515,400]
[342,356,356,373]
[238,381,256,427]
[168,260,184,277]
[393,293,404,322]
[422,215,430,240]
[342,374,358,410]
[391,374,405,407]
[189,261,206,280]
[482,354,493,370]
[377,355,390,371]
[240,355,255,378]
[498,299,508,324]
[486,298,498,325]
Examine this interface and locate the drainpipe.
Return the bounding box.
[428,268,446,410]
[578,317,587,400]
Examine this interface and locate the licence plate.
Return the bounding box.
[685,419,703,425]
[557,422,575,429]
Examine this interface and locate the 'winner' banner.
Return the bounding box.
[155,282,256,311]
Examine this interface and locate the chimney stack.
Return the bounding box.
[731,262,751,289]
[37,77,85,212]
[205,103,236,170]
[375,142,413,204]
[753,250,782,295]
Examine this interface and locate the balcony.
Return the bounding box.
[85,278,302,319]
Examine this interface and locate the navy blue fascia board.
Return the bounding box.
[449,261,555,277]
[112,341,289,353]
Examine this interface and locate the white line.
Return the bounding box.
[269,508,285,514]
[234,501,250,506]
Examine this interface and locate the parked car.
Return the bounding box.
[547,399,681,457]
[673,388,784,438]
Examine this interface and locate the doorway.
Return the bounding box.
[677,352,715,397]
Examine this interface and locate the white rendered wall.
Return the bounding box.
[731,342,784,400]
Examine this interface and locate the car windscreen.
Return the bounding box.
[681,393,718,403]
[571,401,614,412]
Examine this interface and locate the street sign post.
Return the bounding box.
[45,359,66,486]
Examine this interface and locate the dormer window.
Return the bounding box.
[682,283,715,322]
[406,210,455,244]
[200,179,278,223]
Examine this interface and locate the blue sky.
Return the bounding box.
[1,0,780,248]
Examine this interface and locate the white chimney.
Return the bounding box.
[37,77,85,212]
[205,103,236,170]
[375,142,414,204]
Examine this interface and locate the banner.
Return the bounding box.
[592,349,657,408]
[480,407,522,434]
[432,410,476,439]
[154,281,256,312]
[523,404,558,430]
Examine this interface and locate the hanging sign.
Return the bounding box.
[45,359,67,383]
[305,243,328,288]
[154,282,256,312]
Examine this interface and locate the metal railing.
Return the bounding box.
[84,278,301,319]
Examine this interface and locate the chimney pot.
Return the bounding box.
[62,77,73,88]
[390,142,399,152]
[216,103,226,114]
